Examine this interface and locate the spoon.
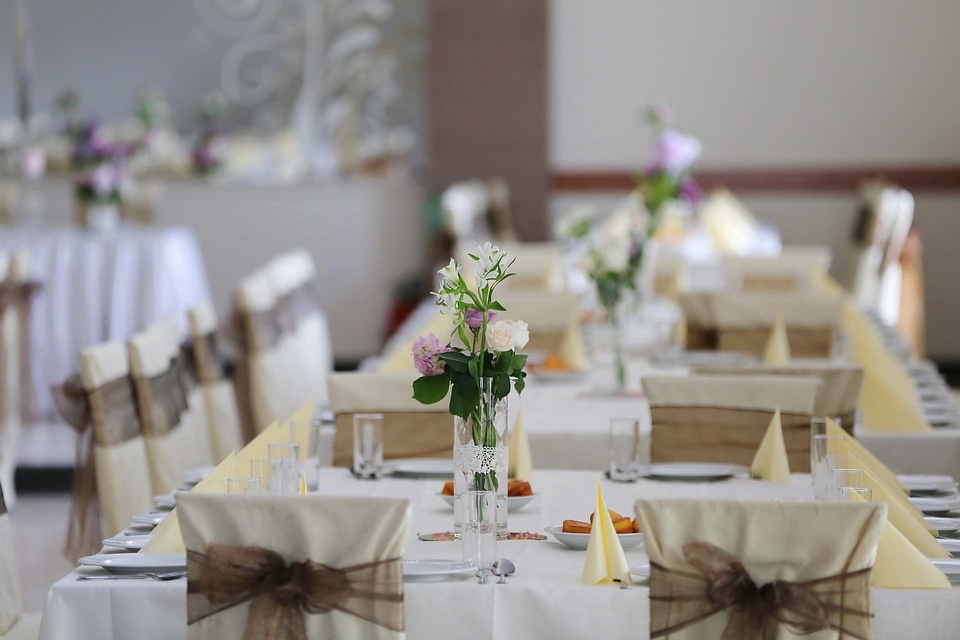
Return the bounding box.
[491,559,516,584]
[77,571,187,581]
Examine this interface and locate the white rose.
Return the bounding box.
[485,319,529,352]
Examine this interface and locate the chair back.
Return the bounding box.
[129,317,215,494]
[328,372,451,467]
[642,374,821,471]
[188,302,243,459]
[0,481,22,635]
[721,245,832,292]
[635,498,885,640]
[178,492,410,640]
[692,364,863,434]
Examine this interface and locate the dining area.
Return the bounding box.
[3,2,960,639]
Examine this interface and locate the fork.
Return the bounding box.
[77,571,186,581]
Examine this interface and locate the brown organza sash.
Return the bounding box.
[0,278,43,422]
[187,544,403,639]
[333,411,452,467]
[134,359,189,438]
[51,374,142,561]
[741,275,805,292]
[650,406,813,472]
[0,481,6,515]
[179,343,201,395]
[649,541,872,640]
[193,331,227,385]
[684,324,719,351]
[718,327,834,359]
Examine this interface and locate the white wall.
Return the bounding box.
[549,0,960,359]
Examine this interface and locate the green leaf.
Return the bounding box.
[468,358,479,378]
[495,374,510,399]
[488,301,506,311]
[412,374,450,405]
[451,373,480,404]
[440,351,471,364]
[514,375,525,395]
[448,389,474,420]
[511,353,528,370]
[494,353,511,373]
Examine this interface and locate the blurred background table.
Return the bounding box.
[0,224,211,464]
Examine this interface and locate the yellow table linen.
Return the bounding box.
[581,483,630,585]
[508,407,533,482]
[761,311,791,365]
[848,490,950,589]
[749,409,791,483]
[141,453,236,553]
[843,304,930,432]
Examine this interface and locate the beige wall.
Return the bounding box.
[548,0,960,359]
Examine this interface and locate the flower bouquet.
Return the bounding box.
[412,242,528,536]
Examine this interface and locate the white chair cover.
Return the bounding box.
[79,341,154,543]
[178,493,410,640]
[0,252,18,513]
[128,318,214,495]
[188,302,242,460]
[267,249,333,406]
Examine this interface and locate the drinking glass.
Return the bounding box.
[353,413,384,479]
[462,490,497,581]
[608,418,643,482]
[268,442,301,494]
[831,468,864,502]
[841,487,873,503]
[287,418,323,491]
[811,434,845,496]
[226,477,261,494]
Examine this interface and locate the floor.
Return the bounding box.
[8,491,74,613]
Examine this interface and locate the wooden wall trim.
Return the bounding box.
[552,165,960,193]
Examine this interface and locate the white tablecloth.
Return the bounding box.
[0,225,210,463]
[38,470,960,640]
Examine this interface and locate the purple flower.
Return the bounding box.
[412,333,450,376]
[463,308,496,329]
[679,178,701,203]
[654,129,701,175]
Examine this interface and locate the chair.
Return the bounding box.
[129,317,216,495]
[896,225,926,358]
[233,268,307,441]
[635,498,885,640]
[721,245,832,292]
[0,482,41,639]
[691,364,864,434]
[0,252,18,512]
[266,249,334,406]
[328,372,451,467]
[177,492,410,639]
[54,340,153,557]
[187,302,243,460]
[642,374,821,471]
[678,291,843,359]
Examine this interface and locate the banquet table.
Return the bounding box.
[0,224,210,460]
[38,469,960,640]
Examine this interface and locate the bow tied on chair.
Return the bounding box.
[650,541,872,640]
[188,543,403,640]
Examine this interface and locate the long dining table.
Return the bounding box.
[38,468,960,640]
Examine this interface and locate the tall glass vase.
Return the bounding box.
[586,299,628,396]
[453,378,508,539]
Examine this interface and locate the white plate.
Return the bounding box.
[544,525,643,551]
[388,459,454,479]
[898,475,959,495]
[930,558,960,583]
[436,493,536,513]
[79,552,186,575]
[643,463,742,482]
[528,369,587,384]
[183,466,216,484]
[153,493,176,508]
[937,538,960,557]
[925,517,960,535]
[131,512,168,527]
[909,495,960,514]
[629,564,651,578]
[102,534,154,551]
[402,559,476,581]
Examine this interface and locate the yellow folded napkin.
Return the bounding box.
[762,310,791,365]
[847,490,950,589]
[824,418,908,495]
[581,482,631,585]
[852,466,949,559]
[749,409,791,483]
[508,407,533,481]
[142,452,236,553]
[558,318,587,371]
[843,304,930,432]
